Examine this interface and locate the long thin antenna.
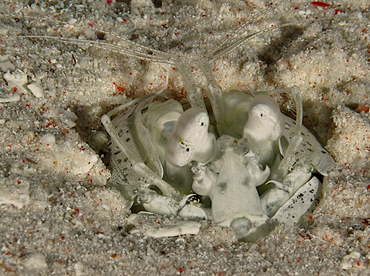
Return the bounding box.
[207,0,289,59]
[208,24,290,63]
[88,26,173,61]
[21,35,177,65]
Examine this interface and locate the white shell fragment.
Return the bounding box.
[0,93,20,102]
[0,178,30,208]
[3,69,28,94]
[131,220,202,238]
[27,82,44,98]
[60,109,78,128]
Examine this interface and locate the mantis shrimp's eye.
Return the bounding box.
[243,95,285,143]
[166,107,212,167]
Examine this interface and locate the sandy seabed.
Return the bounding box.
[0,0,370,275]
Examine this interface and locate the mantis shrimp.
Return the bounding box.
[97,2,335,241]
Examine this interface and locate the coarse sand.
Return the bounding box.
[0,0,369,274]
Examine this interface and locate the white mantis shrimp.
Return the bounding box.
[96,1,335,241]
[1,0,336,242]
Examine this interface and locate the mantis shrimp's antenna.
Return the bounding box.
[197,60,225,135]
[175,61,206,109]
[21,35,176,65]
[206,0,290,62]
[88,26,174,61]
[207,24,290,63]
[21,32,205,109]
[105,75,169,118]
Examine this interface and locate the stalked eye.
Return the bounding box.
[165,107,211,167]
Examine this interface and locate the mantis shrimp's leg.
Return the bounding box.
[102,113,181,201]
[101,82,181,201]
[272,86,303,180]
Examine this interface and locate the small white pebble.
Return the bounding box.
[26,130,36,140]
[8,120,25,129]
[78,59,89,70]
[92,131,109,147]
[0,28,9,36]
[356,12,363,19]
[68,18,77,25]
[340,252,361,270]
[24,253,48,271]
[0,61,15,72]
[40,134,56,146]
